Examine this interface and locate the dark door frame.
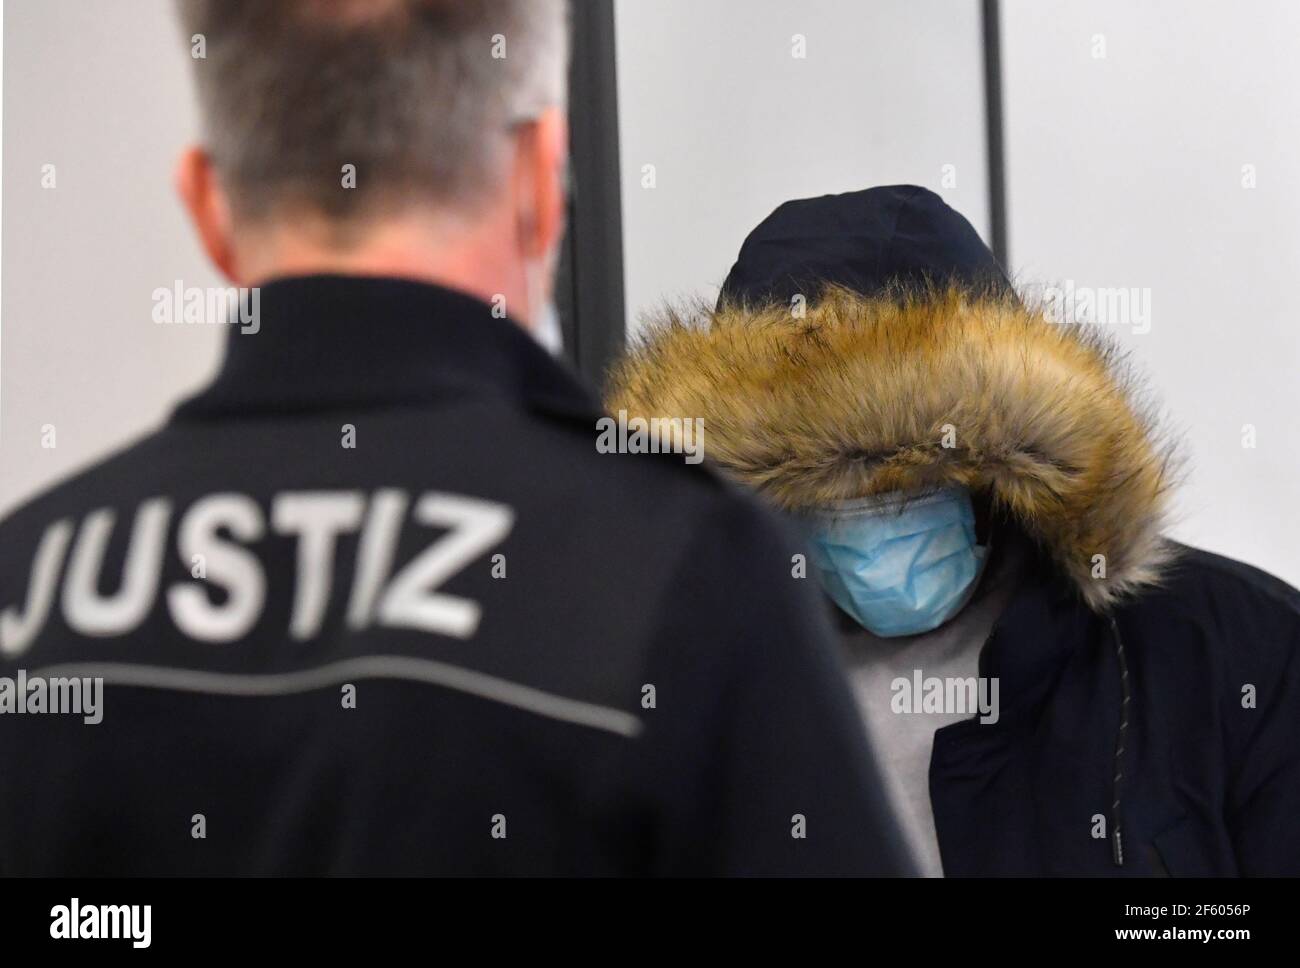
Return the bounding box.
[981,0,1009,268]
[557,0,626,385]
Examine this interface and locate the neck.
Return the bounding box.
[231,208,533,325]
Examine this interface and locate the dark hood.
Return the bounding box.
[718,185,1011,308]
[608,187,1180,611]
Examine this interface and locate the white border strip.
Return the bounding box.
[29,655,643,738]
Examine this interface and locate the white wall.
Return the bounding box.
[614,0,990,337]
[1003,0,1300,585]
[1,0,220,515]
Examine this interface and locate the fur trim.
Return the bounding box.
[606,287,1181,611]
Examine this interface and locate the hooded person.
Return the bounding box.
[606,184,1300,876]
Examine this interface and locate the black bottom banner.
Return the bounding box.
[0,875,1279,954]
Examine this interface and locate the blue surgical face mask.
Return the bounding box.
[803,487,987,638]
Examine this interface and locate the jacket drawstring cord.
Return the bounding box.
[1109,614,1131,867]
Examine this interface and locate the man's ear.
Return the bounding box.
[174,146,241,282]
[513,105,569,262]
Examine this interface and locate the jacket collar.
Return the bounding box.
[172,274,598,424]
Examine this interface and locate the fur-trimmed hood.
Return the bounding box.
[606,287,1180,611]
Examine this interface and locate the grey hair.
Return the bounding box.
[175,0,568,221]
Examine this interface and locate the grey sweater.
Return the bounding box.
[836,539,1023,876]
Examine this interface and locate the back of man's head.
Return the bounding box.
[173,0,570,324]
[177,0,567,222]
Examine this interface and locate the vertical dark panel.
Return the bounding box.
[981,0,1009,267]
[560,0,627,385]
